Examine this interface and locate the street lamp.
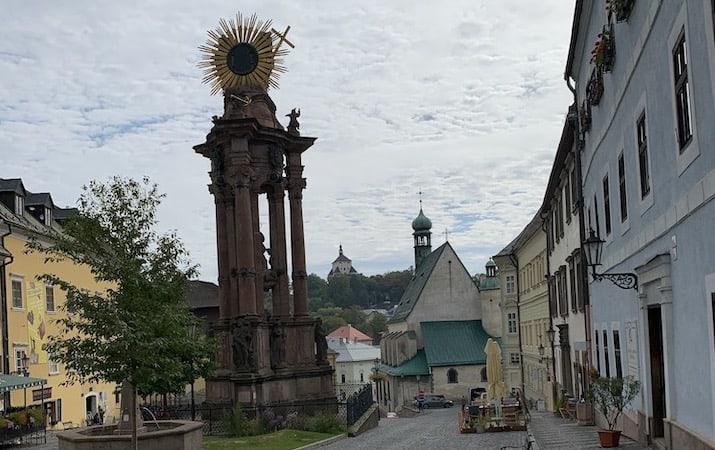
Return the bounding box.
[583,228,638,290]
[546,327,555,346]
[538,335,545,364]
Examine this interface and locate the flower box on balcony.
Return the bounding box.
[591,27,616,73]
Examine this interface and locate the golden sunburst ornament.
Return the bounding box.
[198,13,293,95]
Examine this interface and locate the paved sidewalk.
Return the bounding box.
[529,411,650,449]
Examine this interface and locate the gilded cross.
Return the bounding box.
[418,190,423,208]
[271,26,295,52]
[444,228,449,241]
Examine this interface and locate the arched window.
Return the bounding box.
[447,368,458,384]
[360,372,364,382]
[341,374,346,383]
[480,367,487,382]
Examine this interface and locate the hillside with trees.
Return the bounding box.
[307,270,412,341]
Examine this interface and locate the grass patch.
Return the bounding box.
[203,429,339,450]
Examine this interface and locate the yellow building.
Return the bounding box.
[495,212,554,411]
[0,178,120,429]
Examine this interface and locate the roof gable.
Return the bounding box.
[388,243,448,323]
[421,320,492,366]
[327,324,372,342]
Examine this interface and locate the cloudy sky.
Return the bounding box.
[1,0,575,281]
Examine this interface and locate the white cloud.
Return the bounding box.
[0,0,574,280]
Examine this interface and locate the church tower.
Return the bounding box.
[412,206,432,268]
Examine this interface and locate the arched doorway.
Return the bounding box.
[85,393,98,424]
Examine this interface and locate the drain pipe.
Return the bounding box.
[0,221,14,410]
[565,75,593,395]
[539,211,557,411]
[507,252,526,398]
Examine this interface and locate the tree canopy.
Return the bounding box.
[29,177,214,396]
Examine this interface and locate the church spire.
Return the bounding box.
[412,196,432,268]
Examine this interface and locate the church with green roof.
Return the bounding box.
[374,206,503,412]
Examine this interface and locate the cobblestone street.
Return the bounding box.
[528,411,651,450]
[322,408,528,450]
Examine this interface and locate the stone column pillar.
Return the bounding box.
[210,183,231,320]
[268,187,290,318]
[251,192,265,315]
[224,189,239,319]
[287,157,308,317]
[234,172,257,317]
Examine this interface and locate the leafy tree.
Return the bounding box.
[307,274,330,311]
[367,313,388,344]
[326,274,352,307]
[29,177,213,448]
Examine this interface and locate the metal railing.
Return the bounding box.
[346,384,373,427]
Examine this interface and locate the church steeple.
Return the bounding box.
[412,200,432,268]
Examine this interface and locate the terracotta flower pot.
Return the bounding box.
[597,429,622,447]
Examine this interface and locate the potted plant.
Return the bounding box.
[591,27,616,73]
[607,0,636,23]
[590,375,640,448]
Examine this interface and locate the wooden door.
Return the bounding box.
[648,306,665,438]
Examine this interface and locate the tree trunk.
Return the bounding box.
[131,383,138,450]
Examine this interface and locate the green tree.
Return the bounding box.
[326,274,352,307]
[29,177,213,449]
[367,313,388,344]
[307,273,329,311]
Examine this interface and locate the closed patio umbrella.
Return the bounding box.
[485,338,506,402]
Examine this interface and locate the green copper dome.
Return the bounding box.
[412,208,432,231]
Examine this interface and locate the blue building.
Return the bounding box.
[566,1,715,448]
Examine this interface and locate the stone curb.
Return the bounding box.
[293,432,348,450]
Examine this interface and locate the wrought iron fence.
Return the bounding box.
[141,401,346,436]
[346,383,373,427]
[0,423,46,449]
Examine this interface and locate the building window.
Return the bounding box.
[637,112,651,199]
[447,368,458,384]
[558,266,568,317]
[613,330,623,379]
[480,367,487,382]
[14,347,27,373]
[571,166,579,212]
[11,278,23,309]
[568,258,577,313]
[508,313,517,334]
[602,175,611,235]
[45,284,55,312]
[549,276,557,318]
[672,30,693,152]
[603,330,610,378]
[341,374,346,384]
[49,359,60,375]
[565,175,572,223]
[618,153,628,222]
[574,252,583,311]
[44,208,52,226]
[595,330,600,374]
[711,293,715,351]
[360,372,364,383]
[506,275,515,294]
[510,353,520,365]
[593,195,601,237]
[15,195,24,215]
[557,195,564,238]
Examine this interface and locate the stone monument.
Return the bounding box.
[194,13,334,409]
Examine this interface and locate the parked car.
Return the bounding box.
[414,393,453,408]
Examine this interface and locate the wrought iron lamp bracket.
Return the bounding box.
[592,271,638,290]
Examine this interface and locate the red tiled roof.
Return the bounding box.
[327,324,372,343]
